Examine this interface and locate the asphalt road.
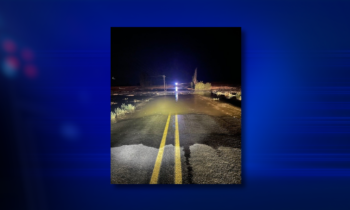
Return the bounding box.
[111,94,241,184]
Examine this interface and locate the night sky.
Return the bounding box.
[111,27,241,86]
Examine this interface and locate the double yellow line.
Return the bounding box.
[150,114,182,184]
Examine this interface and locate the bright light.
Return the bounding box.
[175,87,178,91]
[175,82,178,85]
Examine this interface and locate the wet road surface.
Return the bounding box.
[111,94,241,184]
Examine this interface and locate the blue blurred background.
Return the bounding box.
[1,0,350,209]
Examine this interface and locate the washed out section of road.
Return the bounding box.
[177,114,241,184]
[111,114,169,184]
[111,144,158,184]
[111,94,241,184]
[190,144,241,184]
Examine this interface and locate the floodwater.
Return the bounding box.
[111,95,152,113]
[130,93,241,119]
[110,91,242,184]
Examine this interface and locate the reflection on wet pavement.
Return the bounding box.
[131,94,240,119]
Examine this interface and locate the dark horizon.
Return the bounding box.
[111,27,241,86]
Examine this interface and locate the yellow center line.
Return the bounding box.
[174,114,182,184]
[150,113,171,184]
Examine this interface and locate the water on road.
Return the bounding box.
[111,94,241,184]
